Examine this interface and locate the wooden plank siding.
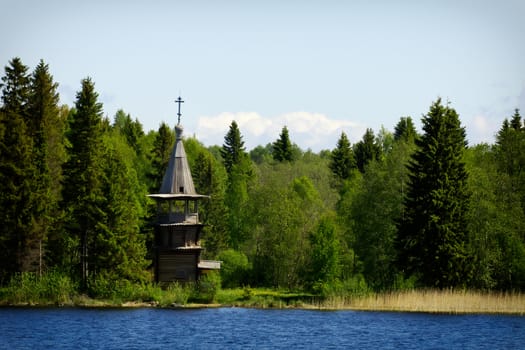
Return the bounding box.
[158,252,198,282]
[150,122,219,283]
[155,224,202,249]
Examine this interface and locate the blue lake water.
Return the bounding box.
[0,307,524,349]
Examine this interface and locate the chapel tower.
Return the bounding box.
[148,97,220,282]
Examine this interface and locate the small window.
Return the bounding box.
[179,186,184,192]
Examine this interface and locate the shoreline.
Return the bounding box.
[1,303,524,316]
[2,290,525,316]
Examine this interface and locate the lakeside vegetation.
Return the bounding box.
[1,271,524,315]
[1,57,525,313]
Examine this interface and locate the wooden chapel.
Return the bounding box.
[148,97,220,283]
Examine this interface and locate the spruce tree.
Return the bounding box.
[27,60,62,273]
[93,139,149,284]
[221,120,246,174]
[193,150,229,256]
[510,109,523,131]
[496,109,525,216]
[61,77,105,287]
[496,109,524,178]
[149,122,175,191]
[0,58,35,279]
[0,58,30,117]
[397,98,471,288]
[272,126,294,162]
[221,121,252,249]
[394,116,417,142]
[329,131,356,181]
[113,109,144,154]
[354,128,381,172]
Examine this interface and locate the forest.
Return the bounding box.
[1,57,525,300]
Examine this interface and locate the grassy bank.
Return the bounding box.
[1,273,524,314]
[215,288,525,315]
[313,290,525,315]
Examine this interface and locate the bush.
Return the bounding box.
[39,270,77,304]
[159,282,192,306]
[193,272,221,303]
[316,275,371,298]
[392,273,418,291]
[1,270,77,305]
[217,249,251,288]
[87,271,118,299]
[87,272,166,303]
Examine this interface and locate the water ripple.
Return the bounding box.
[0,308,523,349]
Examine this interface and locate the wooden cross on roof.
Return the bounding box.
[175,96,184,124]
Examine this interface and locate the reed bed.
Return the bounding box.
[316,290,525,315]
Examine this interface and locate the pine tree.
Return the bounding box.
[272,126,294,162]
[61,77,105,287]
[397,98,472,288]
[354,128,381,172]
[221,120,246,174]
[329,131,356,181]
[0,58,35,279]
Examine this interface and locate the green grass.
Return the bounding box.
[2,273,524,314]
[216,287,315,308]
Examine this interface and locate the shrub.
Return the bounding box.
[159,282,192,306]
[87,271,118,299]
[217,249,251,288]
[87,272,165,303]
[1,270,76,305]
[39,270,77,304]
[318,275,371,298]
[193,272,221,303]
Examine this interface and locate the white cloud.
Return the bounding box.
[466,114,499,145]
[472,115,490,133]
[195,111,366,151]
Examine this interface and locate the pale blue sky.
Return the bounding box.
[2,0,524,151]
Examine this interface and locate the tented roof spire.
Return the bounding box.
[149,96,207,200]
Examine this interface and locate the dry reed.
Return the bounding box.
[314,290,525,315]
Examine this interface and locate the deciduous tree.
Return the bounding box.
[307,215,341,293]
